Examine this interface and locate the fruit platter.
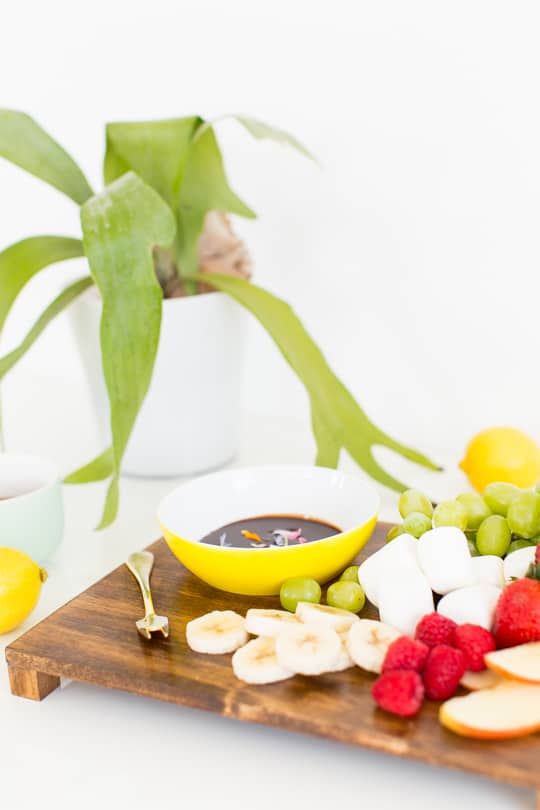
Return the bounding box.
[5,467,540,809]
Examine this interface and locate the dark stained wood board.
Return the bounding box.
[5,523,540,807]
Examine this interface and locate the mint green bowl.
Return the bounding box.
[0,454,64,564]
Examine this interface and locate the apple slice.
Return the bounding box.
[485,642,540,684]
[460,669,504,691]
[440,683,540,739]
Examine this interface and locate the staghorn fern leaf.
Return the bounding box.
[0,236,85,332]
[77,172,176,528]
[194,114,317,164]
[0,277,93,379]
[0,110,93,204]
[189,272,440,490]
[102,117,255,283]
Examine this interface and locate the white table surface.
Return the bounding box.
[0,374,533,810]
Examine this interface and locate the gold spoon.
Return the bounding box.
[126,551,169,639]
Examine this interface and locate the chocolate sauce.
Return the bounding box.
[200,514,341,549]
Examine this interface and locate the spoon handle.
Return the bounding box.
[126,551,156,618]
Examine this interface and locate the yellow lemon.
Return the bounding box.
[0,548,47,634]
[460,427,540,492]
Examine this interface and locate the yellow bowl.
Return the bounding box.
[158,465,379,595]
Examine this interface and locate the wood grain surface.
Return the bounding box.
[5,523,540,802]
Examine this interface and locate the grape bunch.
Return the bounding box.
[389,483,540,558]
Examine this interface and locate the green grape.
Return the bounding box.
[326,581,365,613]
[507,491,540,539]
[456,493,492,531]
[280,577,321,612]
[432,500,468,530]
[399,489,433,519]
[483,482,520,516]
[467,536,480,557]
[339,565,359,582]
[476,515,511,556]
[386,525,403,543]
[507,538,536,555]
[401,511,432,538]
[535,481,540,494]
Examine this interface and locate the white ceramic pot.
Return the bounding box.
[69,290,247,477]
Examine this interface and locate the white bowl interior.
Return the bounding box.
[158,465,380,543]
[0,454,58,499]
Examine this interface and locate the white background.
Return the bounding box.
[0,2,538,809]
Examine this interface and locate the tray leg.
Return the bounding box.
[8,665,60,701]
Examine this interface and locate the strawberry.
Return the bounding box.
[372,670,424,717]
[493,574,540,649]
[453,624,496,671]
[382,636,429,674]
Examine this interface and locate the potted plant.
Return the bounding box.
[0,110,439,528]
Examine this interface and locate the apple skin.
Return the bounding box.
[440,684,540,740]
[440,702,540,740]
[484,643,540,685]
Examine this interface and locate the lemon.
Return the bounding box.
[460,427,540,492]
[0,548,47,634]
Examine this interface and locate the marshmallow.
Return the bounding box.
[417,527,474,594]
[437,584,501,630]
[358,533,420,607]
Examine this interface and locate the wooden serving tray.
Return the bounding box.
[5,523,540,807]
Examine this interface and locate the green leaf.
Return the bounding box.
[195,114,318,164]
[0,236,84,333]
[80,172,176,529]
[102,116,258,287]
[312,406,341,468]
[104,117,200,206]
[0,277,93,379]
[190,273,440,491]
[64,447,114,484]
[0,110,93,204]
[177,126,256,278]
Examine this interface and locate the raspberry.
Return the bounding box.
[372,670,424,717]
[423,644,466,701]
[415,613,457,648]
[453,624,496,672]
[382,636,429,674]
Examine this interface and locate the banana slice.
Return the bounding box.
[232,637,294,684]
[186,610,248,654]
[346,619,401,673]
[296,601,360,632]
[275,624,341,675]
[245,608,300,638]
[327,632,355,672]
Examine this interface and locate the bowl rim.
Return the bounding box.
[157,464,380,553]
[0,453,59,503]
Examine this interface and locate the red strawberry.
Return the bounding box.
[382,636,429,674]
[372,670,424,717]
[493,576,540,648]
[423,644,466,701]
[415,612,457,648]
[453,624,495,671]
